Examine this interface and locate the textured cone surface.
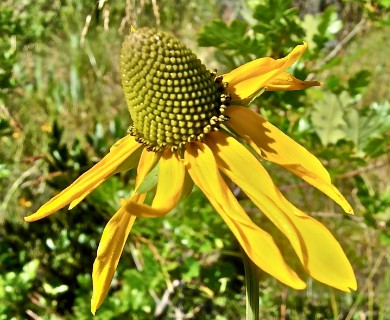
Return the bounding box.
[120,27,226,151]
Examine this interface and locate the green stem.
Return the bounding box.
[242,249,260,320]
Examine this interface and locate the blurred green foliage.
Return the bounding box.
[0,7,20,93]
[0,0,389,319]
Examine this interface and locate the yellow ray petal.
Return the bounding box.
[226,106,353,214]
[91,200,139,315]
[223,43,308,103]
[181,171,194,199]
[206,132,357,292]
[265,72,321,91]
[69,145,144,209]
[25,136,141,222]
[134,148,161,192]
[185,142,306,289]
[123,150,184,218]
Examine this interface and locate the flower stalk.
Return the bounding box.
[243,248,260,320]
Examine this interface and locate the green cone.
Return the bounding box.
[120,27,229,152]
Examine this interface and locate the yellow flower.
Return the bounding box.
[25,28,356,314]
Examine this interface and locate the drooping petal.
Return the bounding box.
[25,136,142,222]
[206,132,357,292]
[69,145,143,209]
[223,43,308,103]
[123,149,185,218]
[185,142,306,289]
[134,148,161,192]
[91,199,139,315]
[265,72,321,91]
[226,106,353,214]
[181,171,194,199]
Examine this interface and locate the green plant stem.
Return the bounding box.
[242,249,260,320]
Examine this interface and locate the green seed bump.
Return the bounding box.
[121,27,230,152]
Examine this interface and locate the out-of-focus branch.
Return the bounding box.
[307,18,367,81]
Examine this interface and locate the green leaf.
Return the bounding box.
[0,164,10,179]
[310,7,342,51]
[348,70,371,97]
[0,118,13,137]
[43,283,69,295]
[183,257,200,280]
[343,108,360,147]
[301,14,320,49]
[311,92,348,145]
[326,75,345,94]
[21,259,39,282]
[252,0,304,54]
[344,100,390,156]
[379,0,390,8]
[197,19,262,65]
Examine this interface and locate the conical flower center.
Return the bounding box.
[120,27,230,152]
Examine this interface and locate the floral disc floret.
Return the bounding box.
[120,27,230,152]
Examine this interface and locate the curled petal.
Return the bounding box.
[223,43,308,103]
[206,132,357,292]
[123,150,184,218]
[91,202,139,315]
[185,142,306,289]
[25,136,141,222]
[226,106,353,214]
[134,148,161,192]
[265,72,321,91]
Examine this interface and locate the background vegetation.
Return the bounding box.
[1,0,389,319]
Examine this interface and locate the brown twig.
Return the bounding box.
[307,19,367,81]
[25,310,43,320]
[337,160,389,179]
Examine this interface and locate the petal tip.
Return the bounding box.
[348,274,358,292]
[340,198,354,215]
[343,281,357,293]
[294,41,308,54]
[294,281,307,290]
[91,295,99,315]
[24,212,41,222]
[68,202,77,210]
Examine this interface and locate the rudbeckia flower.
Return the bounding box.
[25,27,357,314]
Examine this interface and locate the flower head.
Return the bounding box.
[25,27,356,314]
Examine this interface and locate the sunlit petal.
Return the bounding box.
[206,132,357,291]
[185,142,306,289]
[226,106,353,214]
[123,150,185,218]
[265,72,321,91]
[25,136,141,222]
[91,198,139,315]
[223,43,308,103]
[69,146,144,209]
